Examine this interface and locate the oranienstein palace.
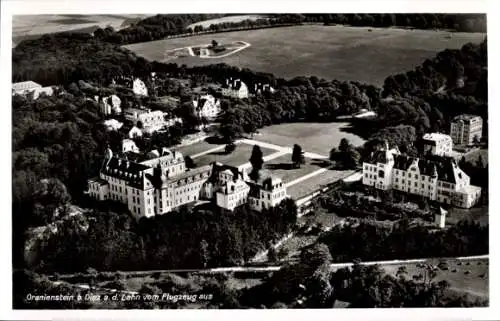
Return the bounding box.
[88,146,288,217]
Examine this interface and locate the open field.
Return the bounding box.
[379,258,489,299]
[255,122,365,156]
[124,25,485,85]
[263,155,325,184]
[12,14,151,45]
[192,143,277,167]
[187,15,267,29]
[173,140,225,157]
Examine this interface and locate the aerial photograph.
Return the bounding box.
[11,13,488,309]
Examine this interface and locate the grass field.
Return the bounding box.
[124,25,485,85]
[380,258,489,299]
[263,155,324,184]
[287,169,356,199]
[255,122,365,156]
[173,140,225,157]
[12,14,151,45]
[192,143,276,167]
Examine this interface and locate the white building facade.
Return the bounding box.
[362,145,482,209]
[221,78,248,99]
[193,94,221,120]
[124,108,173,134]
[133,78,148,96]
[88,150,289,217]
[421,133,453,156]
[12,81,54,100]
[450,114,483,145]
[97,94,122,116]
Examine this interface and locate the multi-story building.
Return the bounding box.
[450,114,483,145]
[253,83,275,95]
[133,78,148,97]
[421,133,453,156]
[12,81,54,100]
[121,139,140,153]
[221,78,248,99]
[124,108,180,134]
[247,176,288,212]
[97,94,122,116]
[362,143,481,208]
[103,119,123,131]
[88,149,289,217]
[193,94,221,120]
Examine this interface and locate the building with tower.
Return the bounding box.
[88,147,289,217]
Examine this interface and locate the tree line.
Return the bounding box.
[91,14,486,46]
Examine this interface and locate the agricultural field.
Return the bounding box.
[124,25,485,85]
[255,122,365,156]
[187,15,267,29]
[12,14,150,45]
[380,258,489,299]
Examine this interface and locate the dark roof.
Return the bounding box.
[88,176,109,186]
[101,157,149,188]
[222,78,243,90]
[365,150,388,165]
[452,114,481,122]
[207,162,242,184]
[421,138,437,146]
[393,154,457,183]
[246,170,282,192]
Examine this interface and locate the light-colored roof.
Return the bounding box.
[423,133,452,141]
[12,81,42,91]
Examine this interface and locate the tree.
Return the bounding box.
[185,155,196,169]
[339,138,350,152]
[291,144,305,168]
[225,142,236,154]
[299,243,332,270]
[199,239,210,268]
[211,39,218,47]
[268,246,278,263]
[306,263,334,308]
[249,145,264,178]
[344,149,361,169]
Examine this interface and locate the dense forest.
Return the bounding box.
[318,220,488,262]
[28,199,297,273]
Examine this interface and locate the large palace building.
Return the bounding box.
[362,142,481,209]
[88,145,288,217]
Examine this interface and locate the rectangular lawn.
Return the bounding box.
[193,143,276,167]
[263,155,324,184]
[173,140,224,158]
[287,169,356,200]
[255,122,365,156]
